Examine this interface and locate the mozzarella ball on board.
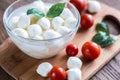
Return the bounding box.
[88,0,101,13]
[43,29,62,39]
[32,0,45,11]
[67,68,82,80]
[10,16,20,29]
[56,26,71,35]
[60,8,74,19]
[12,28,28,38]
[67,57,82,69]
[27,24,42,37]
[36,62,53,77]
[65,17,77,29]
[37,17,50,30]
[17,14,30,29]
[52,17,64,30]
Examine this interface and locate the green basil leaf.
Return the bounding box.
[100,36,117,48]
[47,3,65,18]
[92,31,107,44]
[96,22,110,36]
[27,8,45,18]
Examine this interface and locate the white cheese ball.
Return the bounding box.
[36,62,53,77]
[27,24,42,37]
[88,0,101,13]
[29,14,40,24]
[67,68,82,80]
[65,17,77,29]
[17,14,30,29]
[20,12,26,16]
[56,26,71,35]
[45,6,51,13]
[60,8,74,19]
[33,35,44,40]
[32,0,45,11]
[43,29,62,39]
[67,57,82,69]
[12,28,28,38]
[37,17,50,30]
[10,16,20,29]
[52,17,64,30]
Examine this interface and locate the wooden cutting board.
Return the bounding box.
[0,2,120,80]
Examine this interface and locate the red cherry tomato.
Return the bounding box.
[70,0,87,13]
[49,66,67,80]
[66,44,78,56]
[81,41,100,60]
[81,13,94,29]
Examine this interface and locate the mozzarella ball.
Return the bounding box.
[32,0,45,11]
[17,15,30,29]
[37,17,50,30]
[60,8,74,19]
[88,0,101,13]
[12,28,28,38]
[36,62,53,77]
[10,16,20,29]
[27,24,42,37]
[67,57,82,69]
[29,14,40,24]
[67,68,82,80]
[56,26,71,35]
[52,17,64,30]
[43,29,62,39]
[44,6,51,13]
[65,17,77,29]
[20,12,26,16]
[33,35,44,40]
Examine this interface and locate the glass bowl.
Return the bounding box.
[3,0,80,59]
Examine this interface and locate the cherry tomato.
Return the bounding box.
[81,13,94,29]
[70,0,87,13]
[66,44,78,56]
[81,41,100,60]
[48,66,67,80]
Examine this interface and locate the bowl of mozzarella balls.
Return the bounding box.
[3,0,80,59]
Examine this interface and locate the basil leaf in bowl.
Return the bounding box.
[27,8,45,18]
[47,3,65,18]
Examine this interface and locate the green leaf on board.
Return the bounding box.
[96,22,110,36]
[100,36,117,48]
[92,31,107,44]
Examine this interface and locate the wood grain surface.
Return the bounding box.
[0,0,120,80]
